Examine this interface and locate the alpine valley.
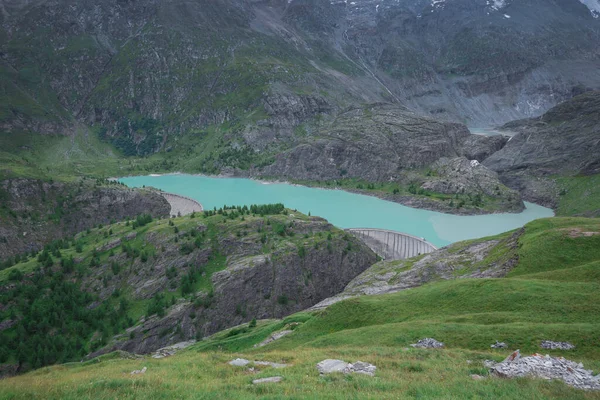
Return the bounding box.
[0,1,599,398]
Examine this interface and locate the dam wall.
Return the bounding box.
[347,228,437,260]
[160,192,204,217]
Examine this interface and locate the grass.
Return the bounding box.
[556,175,600,217]
[1,218,600,398]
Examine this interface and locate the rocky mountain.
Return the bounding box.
[1,0,599,156]
[483,90,600,207]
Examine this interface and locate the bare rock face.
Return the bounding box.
[262,103,471,182]
[0,179,170,260]
[87,215,377,357]
[486,91,600,177]
[484,91,600,207]
[421,157,524,213]
[460,135,510,163]
[316,228,522,306]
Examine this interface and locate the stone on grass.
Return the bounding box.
[490,351,600,390]
[346,361,377,376]
[252,376,282,384]
[317,359,349,374]
[229,358,251,367]
[471,374,486,380]
[410,338,444,348]
[317,359,376,376]
[540,341,575,350]
[254,330,293,348]
[491,341,507,349]
[130,366,147,375]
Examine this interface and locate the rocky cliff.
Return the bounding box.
[484,90,600,207]
[0,178,170,260]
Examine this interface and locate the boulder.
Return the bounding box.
[317,359,376,376]
[490,352,600,390]
[410,338,444,348]
[540,340,575,350]
[317,359,349,374]
[130,366,147,375]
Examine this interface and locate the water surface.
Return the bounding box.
[120,174,554,248]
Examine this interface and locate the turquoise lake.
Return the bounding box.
[119,174,555,248]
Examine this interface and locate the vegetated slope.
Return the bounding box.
[0,205,376,376]
[483,91,600,214]
[2,0,599,146]
[0,218,599,399]
[1,0,599,169]
[0,178,170,261]
[3,1,598,216]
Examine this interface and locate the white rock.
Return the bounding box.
[130,366,147,375]
[229,358,250,367]
[317,359,349,374]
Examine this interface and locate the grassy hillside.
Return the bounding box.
[0,204,373,374]
[1,218,599,399]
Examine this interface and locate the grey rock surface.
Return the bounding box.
[540,341,576,350]
[491,341,508,349]
[317,359,349,374]
[410,338,445,348]
[316,359,376,376]
[0,179,170,260]
[130,367,147,375]
[491,352,600,391]
[312,228,522,308]
[254,330,293,348]
[152,340,196,359]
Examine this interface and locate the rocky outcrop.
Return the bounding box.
[316,359,376,376]
[311,228,522,309]
[483,91,600,208]
[87,213,377,356]
[262,103,471,182]
[460,135,509,162]
[410,338,444,349]
[489,351,600,391]
[0,178,170,260]
[485,91,600,177]
[421,157,524,213]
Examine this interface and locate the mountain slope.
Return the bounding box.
[0,217,599,398]
[483,90,600,213]
[1,0,599,153]
[0,205,376,375]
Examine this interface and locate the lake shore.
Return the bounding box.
[115,171,528,217]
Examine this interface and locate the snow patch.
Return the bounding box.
[579,0,600,18]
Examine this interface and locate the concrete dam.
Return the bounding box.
[347,228,437,260]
